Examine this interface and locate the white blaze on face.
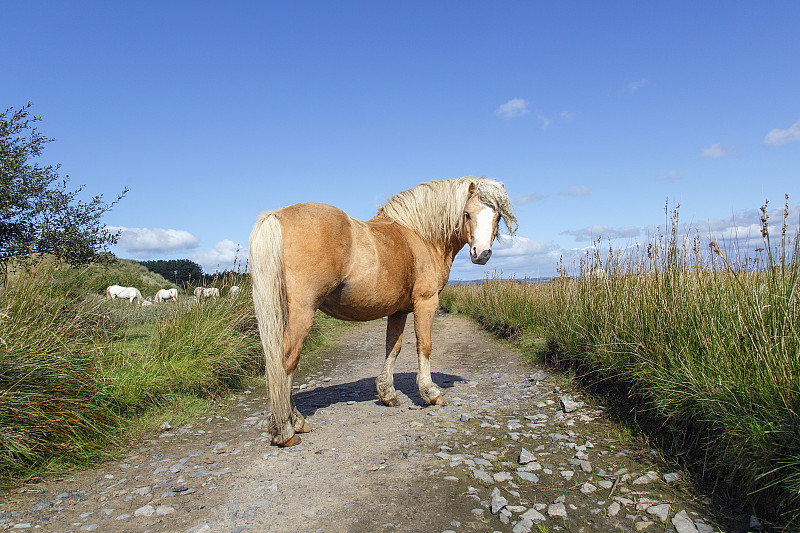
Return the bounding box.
[471,203,496,262]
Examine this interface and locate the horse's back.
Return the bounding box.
[275,203,418,320]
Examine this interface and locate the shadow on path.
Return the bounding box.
[293,371,466,417]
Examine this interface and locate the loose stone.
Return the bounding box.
[518,447,536,465]
[632,471,660,485]
[671,510,700,533]
[520,508,546,523]
[490,487,508,514]
[647,503,670,521]
[493,472,513,482]
[472,469,494,484]
[134,504,155,517]
[547,503,567,518]
[512,518,533,533]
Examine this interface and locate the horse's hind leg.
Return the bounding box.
[270,305,314,446]
[376,312,408,406]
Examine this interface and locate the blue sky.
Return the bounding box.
[3,2,799,279]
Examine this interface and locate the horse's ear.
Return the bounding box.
[468,181,477,196]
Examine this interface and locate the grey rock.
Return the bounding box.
[671,510,699,533]
[185,525,211,533]
[520,508,546,523]
[134,504,155,517]
[607,501,621,516]
[633,470,660,485]
[471,469,493,484]
[517,471,539,483]
[490,487,508,514]
[512,518,533,533]
[547,502,567,518]
[663,472,682,483]
[518,447,536,465]
[529,371,548,381]
[646,503,670,521]
[559,397,584,413]
[493,472,513,482]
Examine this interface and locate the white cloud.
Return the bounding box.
[561,225,640,242]
[628,78,648,93]
[701,143,729,159]
[106,226,199,258]
[515,192,547,205]
[561,186,590,197]
[657,170,683,181]
[764,119,800,146]
[190,239,247,273]
[495,98,529,119]
[535,112,552,129]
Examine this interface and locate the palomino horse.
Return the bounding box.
[154,288,179,302]
[250,177,517,446]
[105,285,143,304]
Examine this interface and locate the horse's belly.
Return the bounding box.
[319,281,410,322]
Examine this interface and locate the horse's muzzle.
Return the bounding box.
[471,249,492,265]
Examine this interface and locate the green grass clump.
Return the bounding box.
[105,292,262,410]
[0,260,347,486]
[0,263,121,483]
[441,202,800,530]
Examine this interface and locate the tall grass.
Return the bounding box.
[440,202,799,529]
[0,261,345,486]
[0,262,121,483]
[104,290,262,410]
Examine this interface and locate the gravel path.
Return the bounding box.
[1,313,740,532]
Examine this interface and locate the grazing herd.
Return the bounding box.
[105,285,240,305]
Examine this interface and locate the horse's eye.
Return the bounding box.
[464,212,471,220]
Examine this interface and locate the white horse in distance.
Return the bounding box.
[229,285,241,296]
[194,287,220,301]
[106,285,143,304]
[154,288,179,302]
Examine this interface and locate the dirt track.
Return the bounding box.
[1,314,739,532]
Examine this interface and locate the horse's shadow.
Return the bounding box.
[293,371,466,418]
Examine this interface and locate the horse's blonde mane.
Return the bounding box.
[377,177,517,244]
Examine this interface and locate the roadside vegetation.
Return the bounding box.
[0,258,347,487]
[441,202,799,530]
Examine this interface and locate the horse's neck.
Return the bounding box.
[430,235,468,287]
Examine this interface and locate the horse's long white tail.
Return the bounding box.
[248,212,293,444]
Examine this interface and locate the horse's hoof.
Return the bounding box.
[296,420,312,433]
[428,395,447,406]
[381,396,400,407]
[273,434,302,447]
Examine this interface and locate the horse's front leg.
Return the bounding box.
[376,312,408,406]
[413,296,446,406]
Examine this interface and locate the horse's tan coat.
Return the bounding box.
[249,177,515,446]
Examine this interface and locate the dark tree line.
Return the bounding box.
[139,259,203,286]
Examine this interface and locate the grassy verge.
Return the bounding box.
[0,262,348,486]
[440,204,799,530]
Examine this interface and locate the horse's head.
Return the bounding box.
[463,184,499,265]
[462,179,517,265]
